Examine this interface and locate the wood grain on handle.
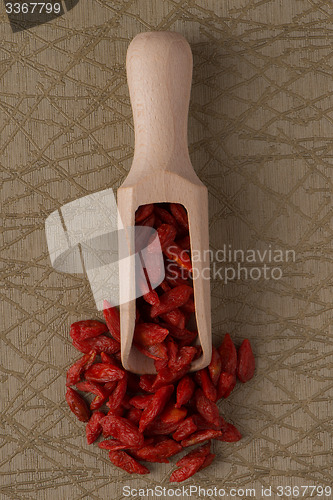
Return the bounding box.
[125,31,200,183]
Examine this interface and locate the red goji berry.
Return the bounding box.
[66,351,96,386]
[126,407,142,426]
[181,429,222,447]
[176,235,190,250]
[163,244,192,272]
[208,346,222,386]
[198,452,215,470]
[129,394,154,410]
[86,411,105,444]
[143,290,160,306]
[136,438,182,463]
[72,335,120,355]
[65,387,91,422]
[152,364,190,391]
[216,422,242,442]
[156,223,177,250]
[194,369,217,402]
[145,418,180,436]
[135,203,154,223]
[169,457,206,482]
[154,206,178,227]
[160,309,186,329]
[107,373,127,411]
[159,403,187,424]
[175,375,195,408]
[237,339,255,383]
[139,374,156,393]
[133,323,169,347]
[176,442,210,467]
[172,417,197,442]
[70,320,108,342]
[169,203,189,230]
[102,300,121,342]
[139,385,174,433]
[108,450,150,475]
[85,363,124,383]
[150,285,193,318]
[102,415,144,448]
[135,342,168,361]
[76,380,109,410]
[195,389,220,428]
[218,333,237,375]
[217,372,236,399]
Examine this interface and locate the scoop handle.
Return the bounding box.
[126,31,195,177]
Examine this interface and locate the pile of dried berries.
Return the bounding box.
[65,203,255,481]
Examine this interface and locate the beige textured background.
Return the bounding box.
[1,1,333,499]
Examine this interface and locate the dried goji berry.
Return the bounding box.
[172,416,197,442]
[169,457,206,482]
[133,323,169,347]
[160,309,186,329]
[198,452,216,470]
[159,403,187,424]
[181,429,222,447]
[135,342,168,361]
[163,244,192,272]
[150,285,193,318]
[175,375,195,408]
[154,206,178,227]
[195,389,220,428]
[136,438,182,463]
[139,374,156,393]
[216,372,236,399]
[157,224,177,250]
[70,320,108,342]
[107,373,127,411]
[66,351,96,386]
[236,339,255,383]
[65,387,91,422]
[108,450,150,475]
[102,415,144,448]
[76,380,109,410]
[85,363,124,383]
[126,407,142,426]
[139,385,174,433]
[143,290,160,306]
[169,203,189,230]
[129,394,154,410]
[194,369,217,402]
[172,346,197,372]
[218,333,237,375]
[86,411,105,444]
[73,335,120,355]
[176,235,190,250]
[145,418,180,436]
[176,442,210,467]
[102,300,121,342]
[208,346,222,386]
[152,364,190,391]
[99,439,137,451]
[216,422,242,442]
[135,203,154,223]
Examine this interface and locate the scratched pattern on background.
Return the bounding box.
[1,0,333,498]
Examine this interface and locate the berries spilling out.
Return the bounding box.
[65,203,255,481]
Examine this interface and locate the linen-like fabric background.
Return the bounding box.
[1,1,333,499]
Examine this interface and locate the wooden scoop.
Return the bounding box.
[117,31,211,374]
